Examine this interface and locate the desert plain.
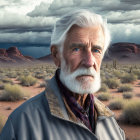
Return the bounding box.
[0,61,140,140]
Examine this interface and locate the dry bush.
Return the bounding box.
[132,70,140,79]
[0,81,4,90]
[35,71,46,79]
[104,78,120,89]
[6,71,17,78]
[123,92,133,99]
[19,75,37,86]
[121,73,137,83]
[0,84,29,101]
[97,92,111,101]
[120,101,140,125]
[39,82,47,88]
[99,83,109,92]
[108,99,124,110]
[118,84,133,92]
[113,70,123,79]
[2,78,13,84]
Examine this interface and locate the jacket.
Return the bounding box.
[0,76,125,140]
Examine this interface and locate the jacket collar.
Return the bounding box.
[45,76,114,122]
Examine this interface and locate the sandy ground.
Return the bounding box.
[0,78,140,139]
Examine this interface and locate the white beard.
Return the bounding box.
[59,58,101,94]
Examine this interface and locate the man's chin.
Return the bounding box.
[76,75,94,82]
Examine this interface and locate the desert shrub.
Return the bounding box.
[6,72,17,78]
[132,70,140,79]
[2,78,13,84]
[19,75,37,86]
[97,92,111,101]
[39,82,47,88]
[104,78,120,89]
[0,81,4,90]
[118,84,133,92]
[121,73,137,83]
[121,101,140,125]
[35,72,46,79]
[123,92,133,99]
[108,99,124,110]
[113,70,123,79]
[0,84,29,101]
[46,69,55,75]
[99,83,109,92]
[101,76,106,83]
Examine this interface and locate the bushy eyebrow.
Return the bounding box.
[69,43,103,51]
[69,43,86,48]
[92,45,103,51]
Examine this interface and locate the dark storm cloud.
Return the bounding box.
[0,8,55,45]
[0,26,53,33]
[0,31,51,44]
[120,0,140,5]
[28,0,140,25]
[107,10,140,24]
[0,0,140,58]
[0,43,50,58]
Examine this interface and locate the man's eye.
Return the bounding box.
[93,49,100,53]
[73,48,80,52]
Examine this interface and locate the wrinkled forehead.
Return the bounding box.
[64,25,105,48]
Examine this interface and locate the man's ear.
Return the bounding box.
[51,45,61,67]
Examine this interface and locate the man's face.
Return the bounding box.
[59,25,105,94]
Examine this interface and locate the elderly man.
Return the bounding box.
[0,9,125,140]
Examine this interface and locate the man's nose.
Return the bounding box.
[81,50,96,69]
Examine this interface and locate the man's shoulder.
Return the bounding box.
[94,97,114,117]
[9,90,49,120]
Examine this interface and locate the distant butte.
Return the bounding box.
[0,47,35,64]
[107,42,140,63]
[0,43,140,64]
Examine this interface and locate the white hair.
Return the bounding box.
[51,9,111,54]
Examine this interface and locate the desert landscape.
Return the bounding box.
[0,61,140,140]
[0,42,140,139]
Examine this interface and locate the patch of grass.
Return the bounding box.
[123,92,133,99]
[104,78,120,89]
[97,92,111,101]
[108,99,124,110]
[120,101,140,125]
[0,84,29,101]
[118,84,133,92]
[121,73,137,83]
[99,83,109,92]
[19,75,37,86]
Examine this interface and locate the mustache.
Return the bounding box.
[70,67,97,77]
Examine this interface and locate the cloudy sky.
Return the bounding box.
[0,0,140,58]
